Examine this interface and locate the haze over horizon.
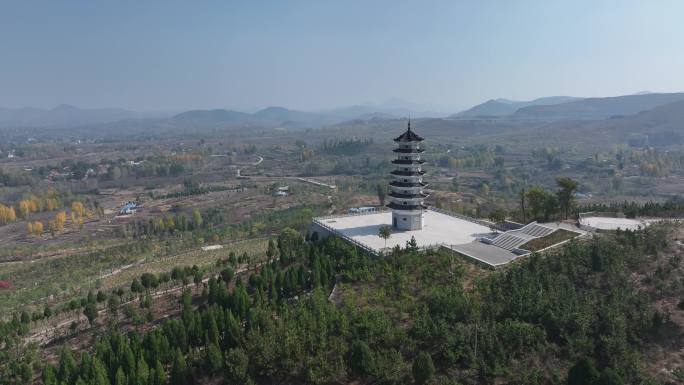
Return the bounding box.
[2,0,683,113]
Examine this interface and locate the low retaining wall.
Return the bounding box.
[429,207,495,228]
[310,220,378,256]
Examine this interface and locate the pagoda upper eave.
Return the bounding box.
[387,202,428,210]
[388,192,429,199]
[391,170,426,177]
[391,159,425,165]
[393,148,424,154]
[389,181,428,188]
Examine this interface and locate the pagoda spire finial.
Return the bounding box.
[407,116,411,131]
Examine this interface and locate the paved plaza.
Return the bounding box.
[314,209,493,252]
[579,216,650,231]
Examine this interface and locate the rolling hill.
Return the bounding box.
[452,92,684,121]
[513,92,684,120]
[170,105,405,129]
[0,104,153,128]
[171,109,254,126]
[451,96,581,118]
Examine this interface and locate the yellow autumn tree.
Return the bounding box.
[45,198,58,211]
[48,221,57,236]
[71,201,88,229]
[164,216,175,231]
[56,211,66,227]
[49,211,67,234]
[18,197,40,218]
[0,204,17,225]
[27,221,43,235]
[70,212,84,229]
[70,212,78,229]
[18,200,31,218]
[71,201,85,217]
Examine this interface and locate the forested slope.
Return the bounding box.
[1,223,682,384]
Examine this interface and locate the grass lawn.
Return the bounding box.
[520,229,580,251]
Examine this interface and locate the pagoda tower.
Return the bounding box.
[388,120,428,230]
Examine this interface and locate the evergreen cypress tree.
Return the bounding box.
[58,347,77,384]
[42,364,58,385]
[567,357,600,385]
[91,357,110,385]
[170,349,188,385]
[349,340,375,376]
[412,352,435,385]
[136,357,150,385]
[152,360,166,385]
[224,348,249,384]
[207,312,220,346]
[203,343,223,375]
[115,367,127,385]
[83,302,98,326]
[267,238,276,261]
[598,368,624,385]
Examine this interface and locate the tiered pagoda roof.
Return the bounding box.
[387,120,429,217]
[389,180,428,188]
[393,147,425,153]
[393,121,424,142]
[390,169,426,177]
[387,202,428,210]
[388,191,429,199]
[391,159,425,165]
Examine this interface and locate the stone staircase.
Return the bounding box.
[491,233,529,250]
[487,222,556,251]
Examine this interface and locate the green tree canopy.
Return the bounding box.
[567,357,600,385]
[349,340,375,376]
[412,352,435,385]
[556,176,580,220]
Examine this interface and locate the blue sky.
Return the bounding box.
[1,0,683,112]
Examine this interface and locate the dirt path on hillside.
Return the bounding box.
[26,259,267,347]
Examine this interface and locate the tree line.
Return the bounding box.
[580,197,684,218]
[520,176,579,222]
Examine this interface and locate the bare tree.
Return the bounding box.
[376,183,387,206]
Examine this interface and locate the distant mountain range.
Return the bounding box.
[588,98,684,146]
[451,96,581,118]
[0,99,446,130]
[512,93,684,120]
[4,92,684,134]
[451,92,684,120]
[171,107,335,129]
[0,104,155,128]
[169,101,447,129]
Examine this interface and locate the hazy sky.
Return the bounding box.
[1,0,683,112]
